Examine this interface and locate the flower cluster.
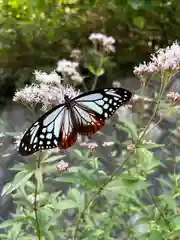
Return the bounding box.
[0,133,4,147]
[89,33,116,53]
[56,160,72,173]
[166,92,180,103]
[13,71,79,111]
[80,141,114,151]
[56,59,83,83]
[134,41,180,77]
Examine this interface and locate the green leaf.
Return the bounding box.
[171,215,180,231]
[88,65,104,77]
[96,68,104,77]
[159,195,176,211]
[2,171,34,196]
[118,118,138,139]
[68,188,84,212]
[133,16,145,29]
[88,64,96,75]
[0,216,26,229]
[149,230,163,240]
[43,154,65,163]
[56,199,77,210]
[139,142,164,150]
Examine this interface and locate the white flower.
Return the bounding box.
[89,33,116,53]
[134,41,180,76]
[166,92,180,102]
[56,160,72,173]
[34,70,62,87]
[80,141,98,150]
[102,141,114,147]
[56,59,83,83]
[13,71,79,111]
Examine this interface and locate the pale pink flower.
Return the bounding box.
[176,126,180,132]
[56,160,72,173]
[80,141,98,150]
[134,41,180,77]
[14,133,23,149]
[0,132,4,146]
[112,81,121,88]
[89,33,116,53]
[13,71,79,111]
[166,92,180,102]
[102,141,114,147]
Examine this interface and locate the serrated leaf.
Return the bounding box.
[2,171,34,196]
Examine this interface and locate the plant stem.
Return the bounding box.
[73,149,134,240]
[91,54,104,91]
[34,153,42,240]
[73,73,171,239]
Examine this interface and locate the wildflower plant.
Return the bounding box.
[1,35,180,240]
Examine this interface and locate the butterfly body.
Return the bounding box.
[19,88,132,156]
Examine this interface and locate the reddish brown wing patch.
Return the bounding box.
[58,109,78,149]
[77,112,105,136]
[59,130,77,149]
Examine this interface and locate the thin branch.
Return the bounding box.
[34,153,42,240]
[73,149,134,240]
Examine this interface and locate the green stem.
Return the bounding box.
[34,153,42,240]
[73,72,171,239]
[91,54,104,91]
[73,149,134,240]
[138,75,167,143]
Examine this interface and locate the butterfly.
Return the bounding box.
[19,88,132,156]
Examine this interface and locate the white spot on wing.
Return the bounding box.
[46,133,52,139]
[103,103,109,109]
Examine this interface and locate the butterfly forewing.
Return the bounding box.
[74,88,132,120]
[19,105,66,156]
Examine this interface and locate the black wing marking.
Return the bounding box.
[19,104,66,156]
[73,87,132,119]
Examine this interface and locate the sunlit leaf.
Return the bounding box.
[149,230,163,240]
[1,171,34,196]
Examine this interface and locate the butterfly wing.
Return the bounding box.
[19,104,77,156]
[72,88,132,135]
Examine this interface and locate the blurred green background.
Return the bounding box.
[0,0,180,103]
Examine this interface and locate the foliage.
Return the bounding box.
[1,0,180,102]
[1,32,180,240]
